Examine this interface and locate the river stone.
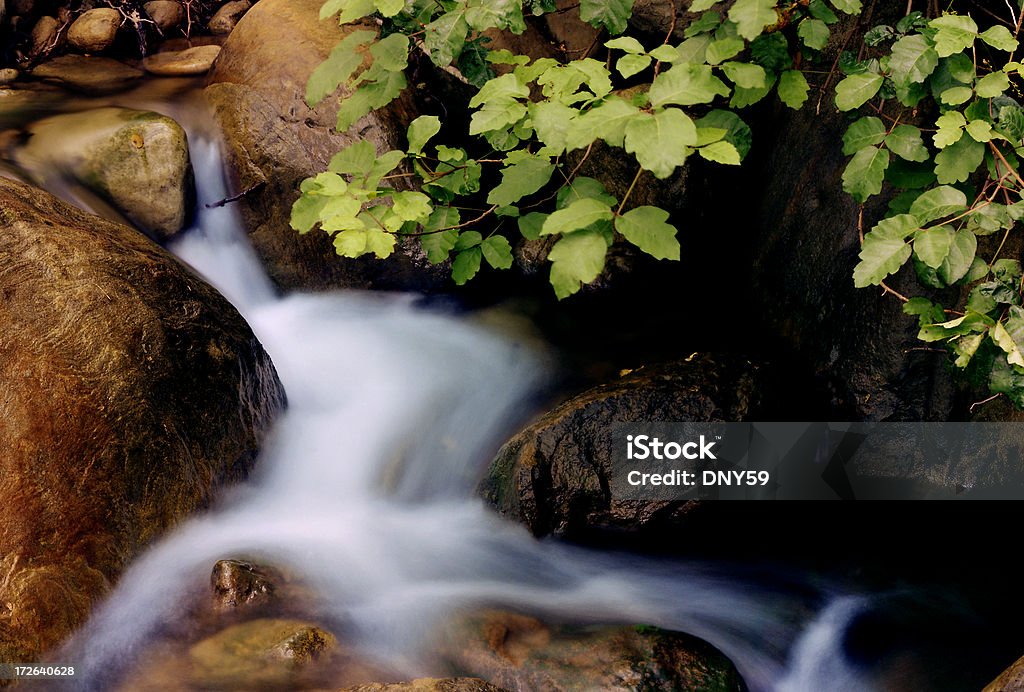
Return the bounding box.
[15,107,194,240]
[30,55,143,94]
[30,15,62,57]
[67,8,121,53]
[343,680,507,692]
[144,0,184,32]
[481,355,770,539]
[204,0,445,292]
[438,611,744,691]
[0,177,285,664]
[986,654,1024,690]
[211,559,278,611]
[0,68,17,85]
[143,45,221,75]
[208,0,250,34]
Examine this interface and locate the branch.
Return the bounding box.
[205,181,265,208]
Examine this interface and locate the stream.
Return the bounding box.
[5,93,1021,691]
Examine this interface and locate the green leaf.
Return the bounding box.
[367,150,406,185]
[937,228,977,284]
[452,247,482,284]
[706,37,745,65]
[976,71,1010,98]
[649,63,730,107]
[319,196,363,231]
[614,206,680,260]
[370,32,409,70]
[979,25,1018,52]
[722,61,767,89]
[990,354,1024,408]
[933,110,966,148]
[624,108,698,179]
[580,0,634,34]
[696,127,727,146]
[994,258,1023,285]
[750,32,791,71]
[548,229,608,299]
[777,70,809,109]
[699,140,741,164]
[728,0,777,41]
[696,110,753,159]
[365,229,396,258]
[842,117,886,155]
[481,235,514,269]
[541,197,615,235]
[829,0,862,12]
[914,226,956,269]
[908,185,967,223]
[888,34,938,89]
[421,208,460,263]
[729,71,776,107]
[940,86,973,105]
[424,11,469,66]
[306,30,376,106]
[853,217,914,287]
[606,36,645,54]
[689,0,718,11]
[649,44,681,62]
[808,0,839,23]
[487,156,556,206]
[834,72,884,111]
[454,230,483,250]
[842,145,890,203]
[333,229,368,257]
[329,141,375,175]
[798,18,830,50]
[993,321,1024,367]
[337,70,407,130]
[965,119,993,143]
[465,0,527,32]
[930,14,977,58]
[391,191,432,222]
[290,194,328,233]
[407,115,441,155]
[934,134,984,184]
[952,332,984,367]
[617,54,653,78]
[375,0,404,17]
[531,101,577,152]
[518,212,547,240]
[567,97,641,149]
[885,125,929,162]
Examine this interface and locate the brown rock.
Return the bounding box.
[30,15,62,58]
[343,679,507,692]
[0,68,17,85]
[986,654,1024,690]
[67,8,121,53]
[204,0,445,292]
[30,55,143,95]
[211,559,278,611]
[143,44,221,75]
[0,177,285,663]
[143,0,184,32]
[208,0,250,35]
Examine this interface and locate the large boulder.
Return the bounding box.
[204,0,445,292]
[481,355,773,540]
[66,8,121,53]
[437,610,744,691]
[0,177,285,663]
[14,107,195,240]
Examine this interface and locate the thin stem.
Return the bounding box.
[616,168,644,216]
[880,281,911,302]
[970,393,1003,412]
[397,205,499,237]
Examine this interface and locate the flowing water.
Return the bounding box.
[6,97,1017,691]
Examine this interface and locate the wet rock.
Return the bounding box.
[208,0,250,35]
[15,106,194,240]
[144,0,184,32]
[343,680,507,692]
[481,355,770,539]
[0,177,285,663]
[211,559,277,611]
[30,55,143,95]
[0,68,17,85]
[986,654,1024,690]
[438,611,744,691]
[30,15,62,58]
[143,44,220,75]
[205,0,444,292]
[67,8,121,53]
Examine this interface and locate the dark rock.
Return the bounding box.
[30,56,144,95]
[0,177,285,663]
[438,610,744,691]
[29,16,62,59]
[211,559,278,611]
[481,355,770,539]
[204,0,447,292]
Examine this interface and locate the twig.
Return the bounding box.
[970,393,1003,412]
[880,281,911,302]
[205,181,265,208]
[616,168,644,216]
[397,204,499,236]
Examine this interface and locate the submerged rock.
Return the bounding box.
[205,0,445,292]
[15,106,194,240]
[438,610,744,691]
[211,559,278,612]
[0,177,284,663]
[143,45,221,75]
[67,8,121,53]
[30,55,143,94]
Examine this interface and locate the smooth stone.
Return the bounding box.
[31,56,143,95]
[143,0,184,32]
[0,68,18,85]
[208,0,250,34]
[30,15,61,57]
[143,45,221,75]
[67,8,121,53]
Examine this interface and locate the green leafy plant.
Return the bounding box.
[292,0,859,298]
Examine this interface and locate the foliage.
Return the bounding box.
[294,0,859,298]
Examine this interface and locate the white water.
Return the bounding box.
[48,131,884,691]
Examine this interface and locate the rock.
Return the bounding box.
[481,355,771,539]
[344,680,507,692]
[143,0,184,32]
[205,0,445,292]
[30,56,144,95]
[10,0,33,14]
[986,654,1024,690]
[0,176,284,664]
[0,68,17,85]
[211,559,278,611]
[15,107,194,240]
[438,611,744,691]
[67,8,121,53]
[208,0,250,35]
[30,15,62,58]
[143,44,221,75]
